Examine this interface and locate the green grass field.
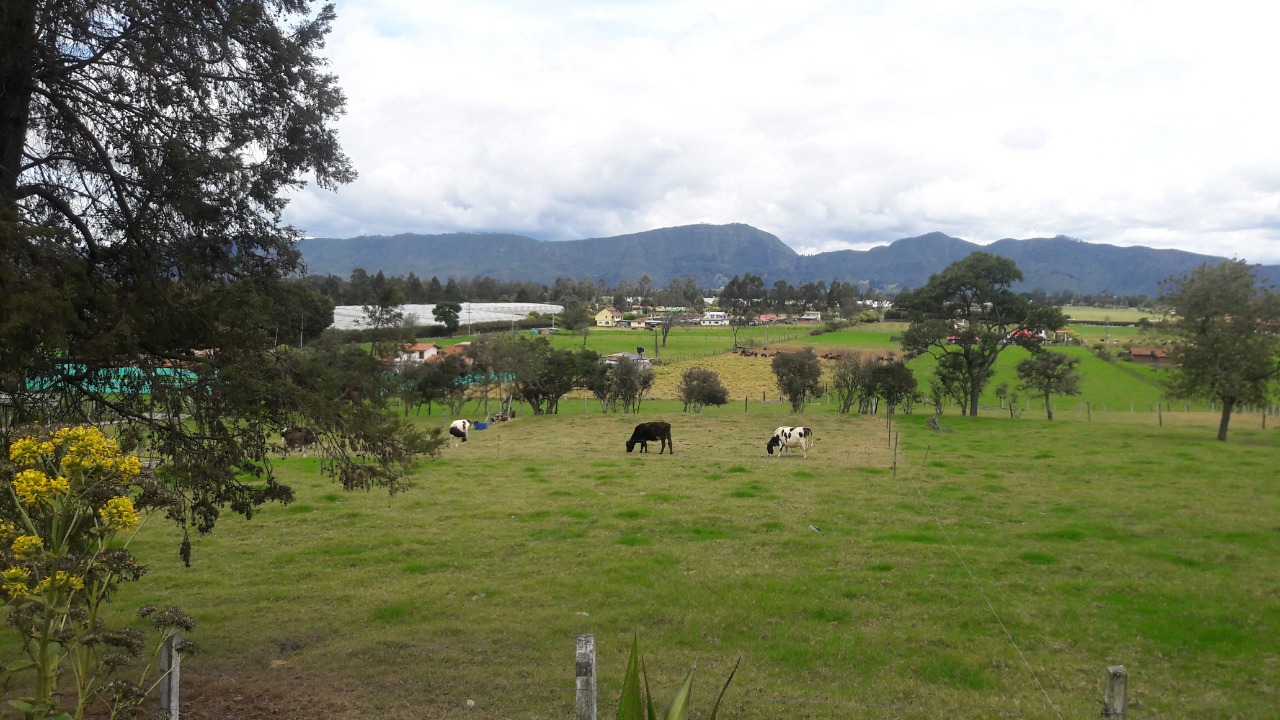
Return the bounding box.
[106,390,1279,718]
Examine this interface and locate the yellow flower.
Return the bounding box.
[1,563,30,597]
[10,469,69,507]
[0,521,18,543]
[1,566,31,599]
[33,571,83,595]
[100,496,140,531]
[55,426,115,475]
[8,437,54,466]
[115,454,142,482]
[11,535,43,559]
[53,426,137,484]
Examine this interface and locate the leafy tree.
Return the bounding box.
[516,344,598,415]
[1160,260,1280,441]
[612,359,655,414]
[829,353,875,414]
[584,359,654,413]
[432,301,462,334]
[0,0,431,549]
[993,382,1022,419]
[770,348,822,413]
[1016,351,1081,420]
[870,361,917,417]
[897,253,1066,416]
[272,281,336,348]
[362,283,407,358]
[677,367,730,412]
[412,353,471,417]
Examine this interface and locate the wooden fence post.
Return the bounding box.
[1102,664,1127,718]
[575,634,597,720]
[159,632,181,720]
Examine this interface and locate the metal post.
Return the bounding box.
[575,634,597,720]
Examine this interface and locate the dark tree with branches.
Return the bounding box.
[0,1,434,548]
[1016,351,1081,421]
[770,348,822,413]
[1160,260,1280,441]
[897,253,1066,416]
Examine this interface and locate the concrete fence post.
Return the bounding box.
[159,632,181,720]
[575,634,597,720]
[1102,664,1127,718]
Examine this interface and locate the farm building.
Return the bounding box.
[595,307,623,327]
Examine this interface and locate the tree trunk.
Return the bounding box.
[1217,398,1234,441]
[968,384,980,417]
[0,0,37,208]
[1045,392,1054,420]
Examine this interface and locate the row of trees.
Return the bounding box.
[892,252,1279,440]
[393,336,659,418]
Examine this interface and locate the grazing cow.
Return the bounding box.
[449,419,473,447]
[281,427,317,456]
[626,421,673,454]
[765,426,813,459]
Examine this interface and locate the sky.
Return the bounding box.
[282,0,1280,265]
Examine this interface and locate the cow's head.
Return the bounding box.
[765,436,780,455]
[625,439,637,453]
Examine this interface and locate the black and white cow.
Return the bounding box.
[448,419,473,447]
[281,427,317,456]
[625,421,673,454]
[765,426,813,459]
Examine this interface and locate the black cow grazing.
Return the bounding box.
[281,427,317,456]
[449,419,473,447]
[626,421,673,454]
[766,426,813,459]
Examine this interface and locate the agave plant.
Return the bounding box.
[616,635,739,720]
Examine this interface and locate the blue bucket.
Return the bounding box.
[475,422,488,430]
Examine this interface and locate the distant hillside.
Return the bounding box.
[299,224,1280,296]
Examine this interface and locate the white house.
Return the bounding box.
[700,311,729,326]
[393,342,439,366]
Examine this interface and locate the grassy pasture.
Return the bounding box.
[1059,307,1161,324]
[109,408,1278,719]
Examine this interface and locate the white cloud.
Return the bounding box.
[285,0,1280,263]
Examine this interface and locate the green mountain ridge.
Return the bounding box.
[299,224,1279,296]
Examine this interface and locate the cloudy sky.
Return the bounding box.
[282,0,1280,264]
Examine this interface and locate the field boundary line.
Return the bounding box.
[904,442,1064,720]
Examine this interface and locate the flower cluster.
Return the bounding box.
[99,496,140,531]
[12,535,44,559]
[8,437,55,466]
[52,427,141,483]
[34,570,84,595]
[11,469,71,508]
[1,567,31,599]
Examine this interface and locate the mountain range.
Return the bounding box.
[298,224,1279,296]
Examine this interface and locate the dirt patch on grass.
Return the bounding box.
[169,671,534,720]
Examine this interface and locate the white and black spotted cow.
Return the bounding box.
[448,419,473,447]
[765,426,813,459]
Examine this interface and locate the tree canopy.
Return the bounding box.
[897,253,1066,416]
[1016,351,1081,421]
[1160,260,1280,441]
[0,1,433,548]
[770,348,822,413]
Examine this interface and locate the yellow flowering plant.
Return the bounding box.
[1,426,190,720]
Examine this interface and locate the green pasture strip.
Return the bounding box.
[1059,306,1161,324]
[905,343,1223,415]
[107,410,1278,719]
